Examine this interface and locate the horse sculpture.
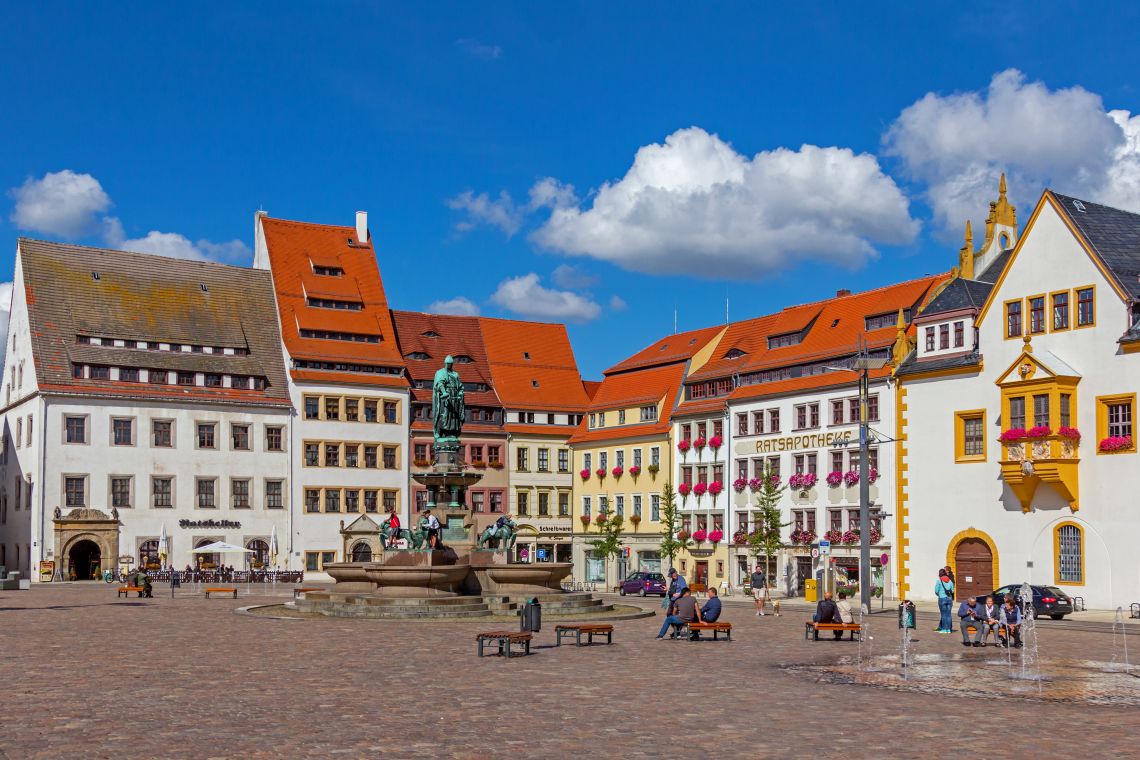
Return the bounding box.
[381,523,429,550]
[478,518,518,552]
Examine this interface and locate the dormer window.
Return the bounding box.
[454,355,474,363]
[407,352,430,361]
[768,332,801,349]
[865,310,909,331]
[422,331,440,338]
[312,265,344,277]
[523,352,531,360]
[723,348,745,359]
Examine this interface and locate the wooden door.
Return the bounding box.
[695,561,709,588]
[954,538,994,600]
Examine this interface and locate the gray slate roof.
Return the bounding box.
[921,277,995,316]
[976,248,1013,283]
[895,350,982,378]
[1051,191,1140,300]
[18,239,291,407]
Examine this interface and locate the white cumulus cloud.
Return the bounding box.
[550,264,597,290]
[884,69,1140,233]
[491,273,601,322]
[110,230,251,264]
[529,127,918,278]
[427,296,480,316]
[608,295,628,311]
[447,190,523,236]
[9,170,113,237]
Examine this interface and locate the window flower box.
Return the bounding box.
[612,466,624,477]
[867,467,880,484]
[1026,425,1052,439]
[733,478,748,493]
[708,481,723,496]
[677,483,692,497]
[708,435,723,450]
[692,529,708,543]
[789,472,817,491]
[579,515,592,527]
[580,468,591,480]
[693,436,707,450]
[826,471,844,488]
[693,482,708,497]
[647,463,660,475]
[843,470,860,487]
[677,439,691,454]
[747,477,762,491]
[732,530,748,546]
[489,461,504,469]
[840,530,859,546]
[413,458,430,468]
[1099,435,1133,453]
[471,460,487,469]
[676,529,691,542]
[595,467,607,478]
[1057,426,1082,442]
[630,514,641,526]
[790,528,817,545]
[999,428,1027,443]
[823,529,843,544]
[708,529,724,543]
[629,465,641,477]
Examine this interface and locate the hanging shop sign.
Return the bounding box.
[752,430,852,454]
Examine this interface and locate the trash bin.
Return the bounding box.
[804,578,817,603]
[520,597,542,633]
[171,572,181,589]
[898,600,916,630]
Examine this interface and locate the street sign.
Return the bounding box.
[818,540,831,556]
[810,547,820,559]
[880,553,890,565]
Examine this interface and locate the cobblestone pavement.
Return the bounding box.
[1,584,1137,759]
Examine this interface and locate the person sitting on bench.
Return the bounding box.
[700,587,722,623]
[813,591,844,639]
[656,588,699,639]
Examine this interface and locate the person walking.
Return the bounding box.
[750,564,768,617]
[934,569,955,633]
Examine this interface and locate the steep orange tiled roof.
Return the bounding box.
[603,324,724,374]
[730,365,894,402]
[477,317,590,412]
[391,310,501,411]
[582,380,602,399]
[567,363,686,444]
[259,216,407,388]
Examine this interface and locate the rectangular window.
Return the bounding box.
[231,424,250,450]
[266,426,283,452]
[325,444,340,467]
[305,489,320,513]
[382,491,397,513]
[471,491,485,513]
[767,455,780,479]
[581,496,591,518]
[231,479,250,508]
[415,490,428,512]
[1006,300,1023,338]
[1057,524,1083,584]
[1029,296,1045,334]
[90,365,110,380]
[153,477,173,508]
[640,405,658,422]
[537,491,549,516]
[809,403,819,428]
[64,476,86,507]
[954,321,965,348]
[794,454,805,474]
[304,396,319,419]
[469,445,484,464]
[615,495,624,517]
[365,490,380,513]
[752,411,764,435]
[1060,394,1071,428]
[558,449,570,472]
[345,490,360,513]
[848,398,860,423]
[112,418,133,446]
[517,447,529,471]
[795,405,807,430]
[65,416,87,444]
[304,443,320,466]
[831,451,844,473]
[556,491,568,516]
[383,446,397,469]
[488,447,501,466]
[599,451,608,470]
[148,369,168,384]
[867,395,879,422]
[197,423,216,449]
[345,444,359,468]
[196,478,216,509]
[583,453,592,472]
[325,489,341,513]
[1103,396,1135,441]
[807,453,817,474]
[345,398,359,422]
[266,480,284,509]
[769,409,780,432]
[111,477,131,508]
[384,401,398,423]
[1009,397,1026,431]
[120,367,139,383]
[955,410,986,462]
[925,327,935,352]
[618,410,626,424]
[152,420,172,447]
[829,509,842,532]
[1076,287,1095,326]
[176,371,195,386]
[1052,292,1070,330]
[490,492,503,513]
[204,373,221,387]
[414,443,428,463]
[537,448,549,472]
[650,494,660,521]
[831,400,844,425]
[939,324,950,349]
[364,400,379,422]
[324,398,340,420]
[1033,394,1050,428]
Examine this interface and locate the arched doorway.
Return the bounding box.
[246,539,269,569]
[69,540,102,580]
[954,537,995,600]
[350,541,372,562]
[195,539,220,569]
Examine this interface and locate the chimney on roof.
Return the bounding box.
[836,289,851,297]
[355,211,368,244]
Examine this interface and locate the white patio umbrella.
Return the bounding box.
[190,541,255,554]
[268,526,279,568]
[158,524,168,565]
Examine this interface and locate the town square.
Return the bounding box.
[2,4,1140,758]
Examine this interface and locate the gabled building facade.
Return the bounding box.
[254,212,410,574]
[898,185,1140,609]
[569,326,724,587]
[1,240,293,579]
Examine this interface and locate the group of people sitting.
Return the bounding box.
[812,590,855,638]
[127,567,154,598]
[655,568,722,640]
[957,594,1024,648]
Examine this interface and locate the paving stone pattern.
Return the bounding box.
[1,585,1135,759]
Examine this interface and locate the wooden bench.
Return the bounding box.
[555,623,614,646]
[688,621,732,641]
[804,621,861,641]
[293,587,321,599]
[117,586,144,598]
[476,630,533,658]
[205,587,238,599]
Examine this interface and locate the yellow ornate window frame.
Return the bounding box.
[954,409,987,463]
[1026,293,1047,335]
[1052,521,1084,586]
[1074,284,1096,329]
[1003,298,1024,340]
[1095,392,1137,455]
[1049,290,1070,332]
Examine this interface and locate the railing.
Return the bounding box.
[139,570,304,584]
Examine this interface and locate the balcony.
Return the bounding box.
[998,435,1079,511]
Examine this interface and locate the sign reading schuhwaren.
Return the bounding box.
[753,430,852,453]
[179,519,242,529]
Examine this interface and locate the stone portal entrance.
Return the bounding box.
[954,537,995,600]
[53,508,120,581]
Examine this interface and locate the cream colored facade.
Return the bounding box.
[507,428,576,564]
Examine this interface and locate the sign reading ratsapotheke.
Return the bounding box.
[178,519,242,529]
[754,430,852,453]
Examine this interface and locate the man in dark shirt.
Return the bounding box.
[814,591,843,639]
[700,587,722,623]
[656,588,699,639]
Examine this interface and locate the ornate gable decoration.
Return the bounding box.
[994,337,1080,387]
[341,514,382,535]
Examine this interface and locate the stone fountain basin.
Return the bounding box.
[469,561,573,594]
[363,562,469,597]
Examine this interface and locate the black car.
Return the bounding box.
[986,583,1074,620]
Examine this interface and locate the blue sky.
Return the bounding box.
[4,3,1140,378]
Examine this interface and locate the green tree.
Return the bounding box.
[588,507,625,589]
[747,467,790,590]
[658,482,691,572]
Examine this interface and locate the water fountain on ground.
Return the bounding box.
[1107,606,1132,674]
[1010,582,1043,693]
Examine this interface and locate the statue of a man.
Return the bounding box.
[431,355,465,443]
